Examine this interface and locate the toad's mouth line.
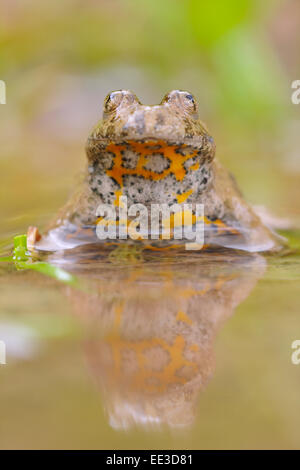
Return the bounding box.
[86,138,204,155]
[87,136,201,145]
[87,134,208,145]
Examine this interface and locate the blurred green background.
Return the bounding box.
[0,0,300,233]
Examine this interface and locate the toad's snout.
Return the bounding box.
[120,106,186,142]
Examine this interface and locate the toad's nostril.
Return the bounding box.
[155,113,165,126]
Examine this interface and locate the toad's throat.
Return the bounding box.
[102,140,202,188]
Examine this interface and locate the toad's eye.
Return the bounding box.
[184,94,195,104]
[103,91,124,113]
[180,92,197,114]
[103,90,140,116]
[161,90,198,117]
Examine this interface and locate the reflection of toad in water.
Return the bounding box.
[66,249,265,430]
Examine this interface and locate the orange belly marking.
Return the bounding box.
[106,141,199,187]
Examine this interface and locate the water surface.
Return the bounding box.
[1,228,300,449]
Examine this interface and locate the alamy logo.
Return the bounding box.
[0,80,6,104]
[291,80,300,105]
[291,340,300,365]
[96,197,204,250]
[0,341,6,365]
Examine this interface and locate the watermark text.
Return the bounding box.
[96,197,204,250]
[291,80,300,105]
[291,340,300,365]
[0,340,6,365]
[0,80,6,104]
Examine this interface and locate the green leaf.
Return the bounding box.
[0,234,79,287]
